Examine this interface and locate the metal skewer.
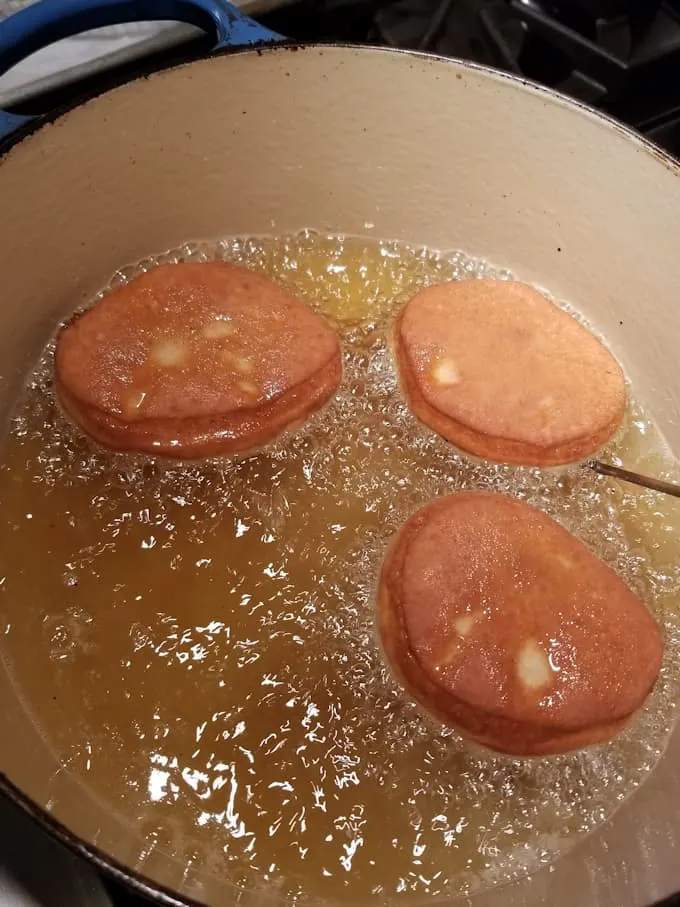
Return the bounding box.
[587,460,680,499]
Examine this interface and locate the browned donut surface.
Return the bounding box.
[55,262,342,458]
[395,280,626,466]
[378,493,663,756]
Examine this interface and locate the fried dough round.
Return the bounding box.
[395,280,626,466]
[378,493,663,756]
[55,262,342,458]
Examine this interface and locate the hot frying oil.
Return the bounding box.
[0,232,679,905]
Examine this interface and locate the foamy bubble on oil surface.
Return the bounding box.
[0,232,679,906]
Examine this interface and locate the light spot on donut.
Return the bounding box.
[221,352,255,375]
[202,319,234,340]
[517,639,554,692]
[123,389,147,417]
[235,357,254,375]
[432,358,460,387]
[454,614,476,637]
[150,339,189,367]
[238,380,259,398]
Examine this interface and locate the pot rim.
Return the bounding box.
[2,37,679,177]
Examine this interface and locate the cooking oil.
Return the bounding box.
[0,231,678,905]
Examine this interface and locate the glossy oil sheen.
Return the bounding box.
[0,233,679,905]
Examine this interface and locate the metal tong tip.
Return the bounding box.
[586,460,680,499]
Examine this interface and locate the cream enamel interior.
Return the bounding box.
[1,44,680,907]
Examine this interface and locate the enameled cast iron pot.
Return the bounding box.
[1,1,680,905]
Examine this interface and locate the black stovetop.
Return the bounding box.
[15,1,677,903]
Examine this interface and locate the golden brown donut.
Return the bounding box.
[378,493,663,756]
[394,280,626,466]
[55,262,342,458]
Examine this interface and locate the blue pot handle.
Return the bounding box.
[0,0,283,145]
